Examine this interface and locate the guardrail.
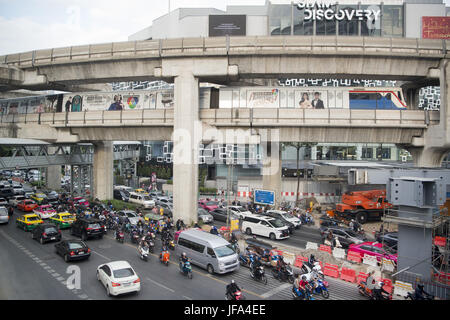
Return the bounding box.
[0,109,439,128]
[1,36,448,68]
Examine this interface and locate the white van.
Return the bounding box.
[241,215,290,240]
[128,192,155,209]
[176,229,239,274]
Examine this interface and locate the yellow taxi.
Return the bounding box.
[50,212,76,229]
[134,188,149,195]
[30,193,47,204]
[16,213,44,231]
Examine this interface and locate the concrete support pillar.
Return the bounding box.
[311,145,317,160]
[45,146,61,190]
[93,141,113,201]
[172,72,200,225]
[262,142,282,208]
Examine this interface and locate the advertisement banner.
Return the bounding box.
[422,16,450,39]
[247,89,280,108]
[209,15,246,37]
[254,189,275,206]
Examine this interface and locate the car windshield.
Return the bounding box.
[62,215,75,220]
[44,227,57,233]
[68,242,84,250]
[88,223,101,229]
[143,196,151,201]
[0,208,7,216]
[233,207,245,212]
[198,208,208,215]
[113,267,135,278]
[206,201,218,206]
[268,219,285,228]
[281,212,296,219]
[78,199,86,203]
[126,212,137,217]
[27,216,39,221]
[345,230,359,237]
[214,245,235,258]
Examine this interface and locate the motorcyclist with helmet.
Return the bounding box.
[250,255,262,278]
[180,252,189,264]
[226,280,242,300]
[414,283,433,300]
[210,226,219,235]
[293,275,310,299]
[276,255,287,278]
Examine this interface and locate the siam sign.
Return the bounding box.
[295,1,381,21]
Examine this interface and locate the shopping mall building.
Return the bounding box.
[128,0,449,195]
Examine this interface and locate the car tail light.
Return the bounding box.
[87,248,91,253]
[86,228,92,231]
[70,251,75,256]
[133,278,140,284]
[111,282,121,287]
[43,232,47,237]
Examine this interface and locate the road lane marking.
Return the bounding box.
[183,295,193,300]
[260,283,291,298]
[92,250,112,261]
[146,277,175,293]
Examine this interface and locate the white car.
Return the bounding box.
[96,261,140,297]
[0,206,9,224]
[0,198,8,206]
[228,206,253,219]
[9,195,26,207]
[241,214,290,240]
[266,210,302,228]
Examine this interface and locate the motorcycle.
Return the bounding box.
[357,281,373,299]
[271,264,295,284]
[179,261,193,279]
[250,265,267,285]
[131,230,140,244]
[292,284,314,300]
[138,245,149,261]
[405,291,435,300]
[239,253,256,268]
[148,239,155,253]
[301,262,324,281]
[309,278,330,298]
[115,230,124,244]
[159,250,170,266]
[226,290,246,301]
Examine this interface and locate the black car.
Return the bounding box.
[114,189,129,202]
[209,208,239,222]
[320,226,367,249]
[31,223,62,244]
[0,187,15,200]
[55,240,91,262]
[70,218,106,241]
[375,231,398,252]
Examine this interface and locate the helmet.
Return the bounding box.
[418,283,424,290]
[231,280,235,284]
[378,281,385,287]
[182,252,186,257]
[302,276,307,281]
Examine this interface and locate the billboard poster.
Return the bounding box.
[209,15,246,37]
[422,17,450,39]
[294,90,327,109]
[247,89,280,108]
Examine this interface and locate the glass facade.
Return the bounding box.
[269,3,404,37]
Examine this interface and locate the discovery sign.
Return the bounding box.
[254,189,275,206]
[295,1,381,22]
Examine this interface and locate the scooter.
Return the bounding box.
[160,250,170,266]
[239,253,256,268]
[405,291,434,300]
[148,239,155,253]
[292,285,314,300]
[179,261,193,279]
[309,278,330,298]
[115,230,124,244]
[357,281,373,299]
[272,265,295,284]
[131,230,140,244]
[138,245,149,261]
[226,289,246,300]
[250,265,268,285]
[167,239,175,251]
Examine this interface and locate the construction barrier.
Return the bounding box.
[340,267,356,283]
[306,242,318,250]
[356,272,368,285]
[362,254,379,267]
[282,251,296,265]
[393,280,413,298]
[294,255,308,268]
[323,263,340,278]
[332,247,346,259]
[347,250,362,264]
[381,258,396,273]
[433,271,450,285]
[434,236,447,247]
[319,244,332,254]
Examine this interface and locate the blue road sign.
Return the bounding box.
[254,189,275,206]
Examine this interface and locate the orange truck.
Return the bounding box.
[334,189,393,224]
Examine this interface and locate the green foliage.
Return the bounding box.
[137,162,172,180]
[101,199,139,211]
[199,187,217,195]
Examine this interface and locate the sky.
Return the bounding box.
[0,0,448,56]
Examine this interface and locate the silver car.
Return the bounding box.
[0,206,9,224]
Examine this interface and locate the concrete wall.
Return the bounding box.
[405,3,446,38]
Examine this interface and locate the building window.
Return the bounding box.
[382,5,403,37]
[361,147,373,159]
[316,18,336,35]
[376,147,391,160]
[361,5,381,36]
[293,5,313,35]
[338,5,359,36]
[269,4,292,36]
